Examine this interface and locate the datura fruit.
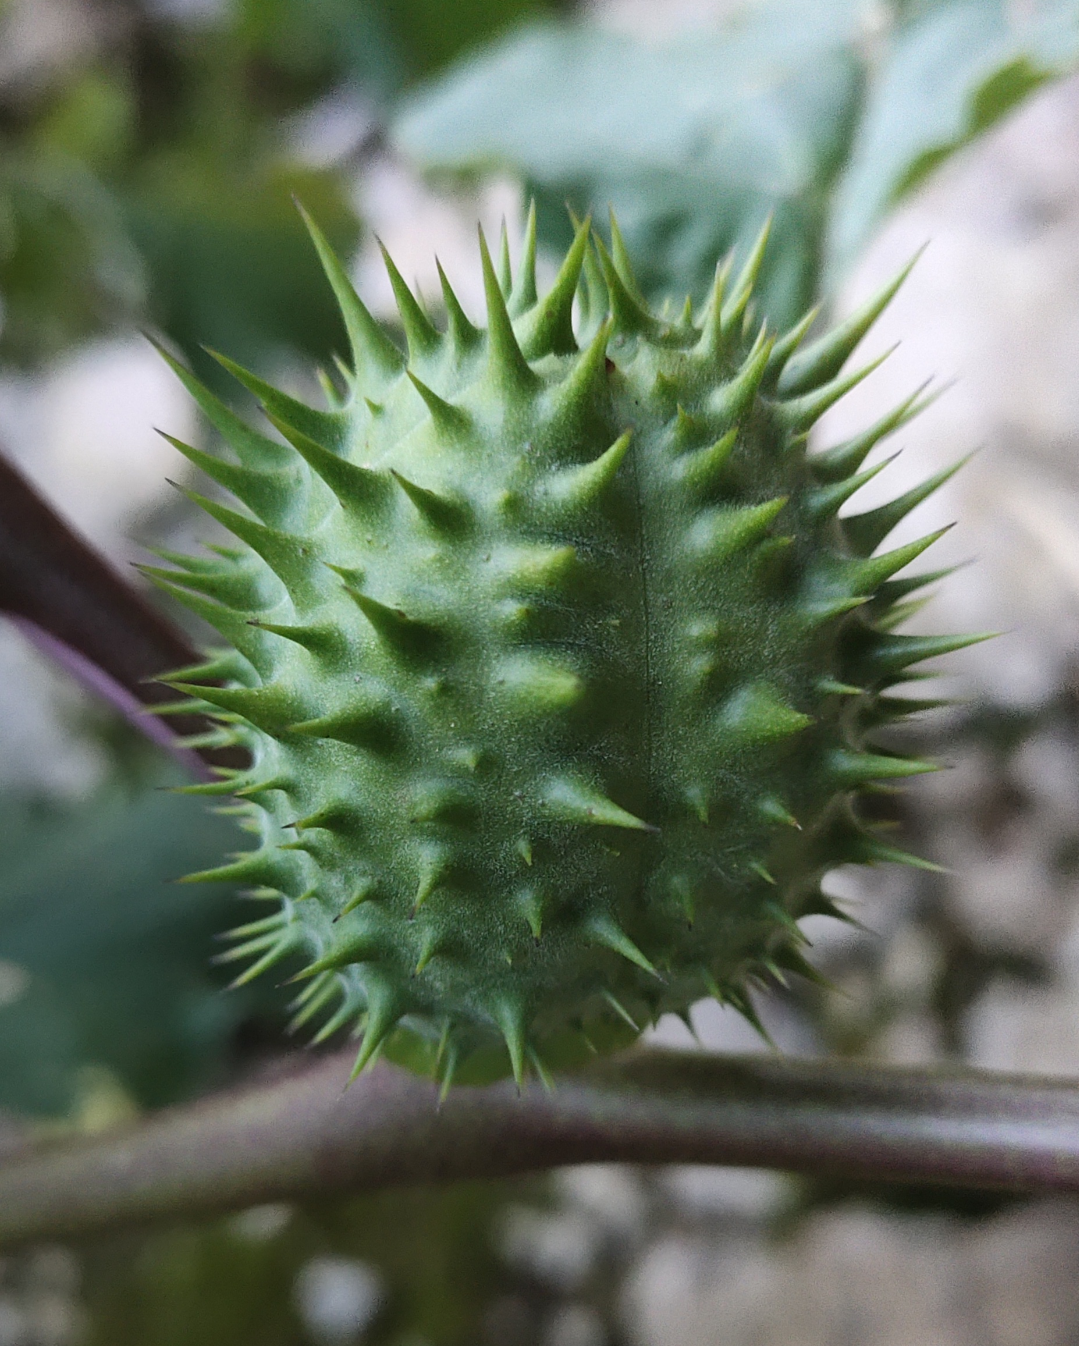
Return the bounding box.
[150,209,976,1091]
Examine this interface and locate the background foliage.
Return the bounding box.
[2,0,1079,1341]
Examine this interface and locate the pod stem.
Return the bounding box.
[0,445,246,776]
[2,1050,1079,1246]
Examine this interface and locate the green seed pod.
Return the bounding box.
[155,208,980,1090]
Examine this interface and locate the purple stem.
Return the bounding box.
[4,1049,1079,1248]
[0,448,245,773]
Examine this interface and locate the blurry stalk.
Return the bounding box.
[3,1049,1079,1248]
[0,446,245,775]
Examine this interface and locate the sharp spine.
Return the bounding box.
[390,470,470,533]
[478,226,537,394]
[810,382,934,482]
[378,240,441,360]
[265,414,389,518]
[406,371,471,436]
[509,200,538,316]
[842,457,969,556]
[587,913,658,976]
[349,978,400,1079]
[541,777,656,832]
[298,204,404,381]
[209,349,347,451]
[777,347,895,434]
[538,430,631,515]
[436,260,481,351]
[493,998,529,1091]
[780,249,922,396]
[518,214,591,358]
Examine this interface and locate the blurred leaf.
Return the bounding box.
[395,1,1079,323]
[235,0,406,100]
[127,157,359,388]
[32,67,136,170]
[827,0,1079,278]
[0,152,146,362]
[81,1181,526,1346]
[384,0,570,82]
[394,13,865,330]
[0,782,291,1118]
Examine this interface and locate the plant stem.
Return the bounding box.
[2,1048,1078,1247]
[0,448,244,772]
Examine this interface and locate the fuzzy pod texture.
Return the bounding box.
[152,210,978,1090]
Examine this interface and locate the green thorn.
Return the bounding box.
[539,429,632,517]
[587,913,658,976]
[758,796,801,829]
[553,316,613,427]
[848,526,953,594]
[493,998,529,1091]
[414,929,441,975]
[436,259,482,352]
[777,346,895,435]
[172,484,317,600]
[721,216,772,329]
[542,777,656,832]
[518,888,545,940]
[684,785,709,823]
[843,456,970,557]
[265,413,390,519]
[719,683,813,743]
[287,699,395,752]
[157,432,289,524]
[495,653,585,714]
[862,629,996,677]
[336,880,377,921]
[478,225,537,394]
[227,937,296,989]
[150,338,294,471]
[692,496,788,564]
[509,200,538,316]
[495,217,513,294]
[780,248,923,397]
[208,349,347,452]
[519,213,591,358]
[709,328,774,423]
[390,469,470,533]
[810,382,936,483]
[762,305,820,389]
[406,370,471,437]
[348,981,400,1081]
[694,254,734,361]
[678,428,737,496]
[592,231,659,337]
[601,990,639,1032]
[829,749,939,784]
[249,618,347,660]
[297,203,404,381]
[288,976,340,1035]
[378,239,440,360]
[804,454,896,523]
[345,587,440,661]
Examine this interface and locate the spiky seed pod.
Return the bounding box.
[155,211,980,1089]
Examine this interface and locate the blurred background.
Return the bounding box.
[4,0,1079,1341]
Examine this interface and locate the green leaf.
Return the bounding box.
[826,0,1079,277]
[0,784,291,1118]
[396,2,1079,324]
[394,13,865,330]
